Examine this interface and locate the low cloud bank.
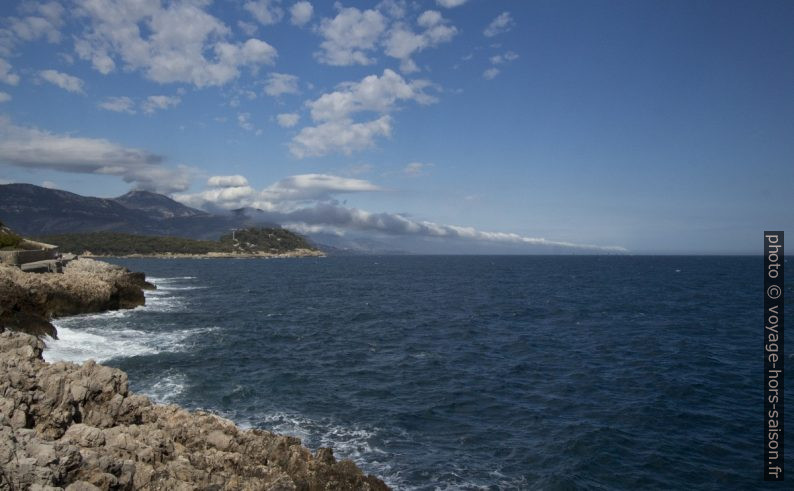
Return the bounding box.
[174,173,627,253]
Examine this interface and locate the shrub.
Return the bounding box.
[0,229,22,248]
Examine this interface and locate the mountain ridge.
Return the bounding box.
[0,183,259,240]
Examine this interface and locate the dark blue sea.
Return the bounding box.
[45,256,791,490]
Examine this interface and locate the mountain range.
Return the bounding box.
[0,183,276,241]
[0,183,406,254]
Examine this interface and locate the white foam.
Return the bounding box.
[45,321,217,364]
[253,411,398,485]
[138,371,187,404]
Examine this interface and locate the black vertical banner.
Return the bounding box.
[765,231,784,481]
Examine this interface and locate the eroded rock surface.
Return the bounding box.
[0,331,389,490]
[0,258,153,338]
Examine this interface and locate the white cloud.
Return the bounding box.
[292,69,436,158]
[403,161,432,176]
[290,116,392,158]
[3,1,65,51]
[98,96,136,114]
[0,59,19,85]
[483,67,500,80]
[491,51,518,65]
[39,69,84,93]
[208,175,249,187]
[176,173,380,211]
[238,21,258,36]
[238,112,255,132]
[261,174,381,203]
[315,7,387,66]
[484,12,514,37]
[74,1,277,87]
[264,72,299,96]
[306,69,436,122]
[277,113,300,127]
[244,0,285,25]
[41,180,58,189]
[173,171,628,252]
[142,95,181,114]
[436,0,468,7]
[290,1,314,26]
[0,117,193,193]
[0,92,10,103]
[384,10,457,73]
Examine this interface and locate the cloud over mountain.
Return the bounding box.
[0,117,193,193]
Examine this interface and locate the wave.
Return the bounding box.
[244,411,401,488]
[43,275,207,363]
[44,324,216,364]
[137,370,188,405]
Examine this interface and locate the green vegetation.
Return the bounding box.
[219,227,314,253]
[0,226,23,249]
[38,228,316,256]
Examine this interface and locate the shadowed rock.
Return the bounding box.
[0,258,152,338]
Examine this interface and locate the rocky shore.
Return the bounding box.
[0,258,153,339]
[0,259,389,489]
[84,249,325,260]
[0,331,389,490]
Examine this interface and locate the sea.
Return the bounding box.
[43,256,790,490]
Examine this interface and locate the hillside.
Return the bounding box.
[38,228,318,256]
[0,183,274,240]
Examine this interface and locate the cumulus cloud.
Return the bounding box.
[142,95,181,114]
[264,72,299,96]
[0,92,10,103]
[0,1,65,56]
[290,69,435,158]
[0,117,193,193]
[98,96,135,114]
[484,12,514,37]
[290,116,392,158]
[73,1,277,87]
[277,113,300,127]
[483,67,500,80]
[315,7,387,66]
[244,0,285,25]
[39,69,83,93]
[0,59,19,85]
[384,10,457,73]
[307,69,436,122]
[484,50,518,80]
[237,112,258,133]
[290,1,314,26]
[208,175,249,187]
[436,0,468,7]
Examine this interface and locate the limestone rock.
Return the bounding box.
[0,258,151,338]
[0,331,389,490]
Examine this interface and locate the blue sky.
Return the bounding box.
[0,0,791,253]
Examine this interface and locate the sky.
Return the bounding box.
[0,0,791,254]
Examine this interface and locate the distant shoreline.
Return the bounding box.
[83,248,325,259]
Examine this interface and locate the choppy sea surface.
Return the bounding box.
[44,256,791,490]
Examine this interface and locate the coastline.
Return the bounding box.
[83,248,325,260]
[0,258,388,490]
[0,331,388,490]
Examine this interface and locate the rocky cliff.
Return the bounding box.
[0,258,153,338]
[0,331,389,490]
